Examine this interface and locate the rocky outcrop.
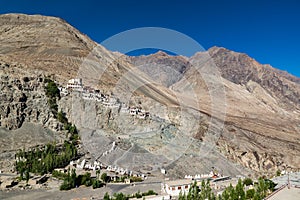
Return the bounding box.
[207,46,300,109]
[130,51,190,87]
[0,62,59,130]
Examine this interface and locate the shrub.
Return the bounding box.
[135,191,142,198]
[57,111,68,124]
[45,80,60,99]
[130,176,142,182]
[92,179,104,189]
[81,172,92,186]
[142,190,157,196]
[103,192,111,200]
[52,170,68,180]
[276,170,281,177]
[101,173,108,183]
[243,177,253,186]
[246,188,255,199]
[60,183,72,190]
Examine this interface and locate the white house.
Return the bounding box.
[162,179,192,196]
[58,87,69,95]
[67,78,83,91]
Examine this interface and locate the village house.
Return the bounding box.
[66,78,83,91]
[162,179,192,196]
[58,86,68,95]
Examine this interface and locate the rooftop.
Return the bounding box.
[266,185,300,200]
[165,179,192,186]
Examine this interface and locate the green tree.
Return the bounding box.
[135,190,142,198]
[113,192,128,200]
[235,179,245,200]
[187,181,200,199]
[253,192,261,200]
[225,184,237,200]
[101,172,108,183]
[178,191,186,200]
[104,192,111,200]
[200,180,215,200]
[57,110,68,124]
[96,169,100,180]
[243,178,253,186]
[25,170,30,183]
[221,187,230,200]
[246,188,255,199]
[45,80,60,99]
[71,169,77,188]
[276,170,281,177]
[256,178,268,198]
[265,179,276,192]
[92,179,103,189]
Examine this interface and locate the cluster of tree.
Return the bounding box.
[178,178,276,200]
[15,141,77,178]
[179,180,215,200]
[44,78,79,142]
[103,190,157,200]
[60,169,104,190]
[44,78,60,115]
[57,110,79,143]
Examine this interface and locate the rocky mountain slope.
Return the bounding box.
[0,13,299,177]
[132,47,300,174]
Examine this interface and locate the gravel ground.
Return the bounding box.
[0,177,162,200]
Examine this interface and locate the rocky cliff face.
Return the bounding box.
[129,51,190,87]
[0,61,60,130]
[207,47,300,109]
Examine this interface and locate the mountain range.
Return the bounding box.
[0,13,299,177]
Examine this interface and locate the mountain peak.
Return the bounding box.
[152,50,170,57]
[0,13,65,24]
[208,46,235,55]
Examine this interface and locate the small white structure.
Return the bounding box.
[129,107,138,115]
[162,179,192,196]
[67,78,83,91]
[78,159,86,169]
[58,87,69,95]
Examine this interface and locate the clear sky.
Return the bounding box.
[1,0,300,77]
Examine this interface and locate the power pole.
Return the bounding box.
[287,172,290,189]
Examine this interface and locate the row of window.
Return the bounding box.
[169,185,189,191]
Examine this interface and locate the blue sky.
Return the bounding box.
[1,0,300,77]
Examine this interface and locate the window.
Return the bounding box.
[178,186,181,190]
[185,185,189,189]
[172,187,175,190]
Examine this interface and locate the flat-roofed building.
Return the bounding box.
[162,179,192,196]
[67,78,83,91]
